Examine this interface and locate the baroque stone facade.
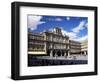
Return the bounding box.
[81,40,88,55]
[28,27,87,57]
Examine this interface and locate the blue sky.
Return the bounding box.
[28,15,88,42]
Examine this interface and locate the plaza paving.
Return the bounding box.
[28,54,88,66]
[37,54,88,60]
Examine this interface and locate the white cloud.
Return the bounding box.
[27,15,45,31]
[61,29,77,40]
[85,22,88,28]
[72,20,86,33]
[66,17,70,21]
[74,35,88,42]
[55,18,62,21]
[48,28,54,32]
[61,26,87,42]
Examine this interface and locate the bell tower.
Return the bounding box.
[54,27,62,35]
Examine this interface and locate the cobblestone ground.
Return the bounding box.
[28,54,88,66]
[37,54,88,60]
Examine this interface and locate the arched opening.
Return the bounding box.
[53,50,55,57]
[47,50,50,56]
[57,50,61,56]
[62,51,64,56]
[86,51,88,55]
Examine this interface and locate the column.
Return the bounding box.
[61,51,62,57]
[64,51,67,58]
[50,50,53,58]
[50,43,52,49]
[44,42,47,54]
[86,51,87,55]
[44,33,47,54]
[84,51,86,55]
[55,51,57,59]
[67,51,70,57]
